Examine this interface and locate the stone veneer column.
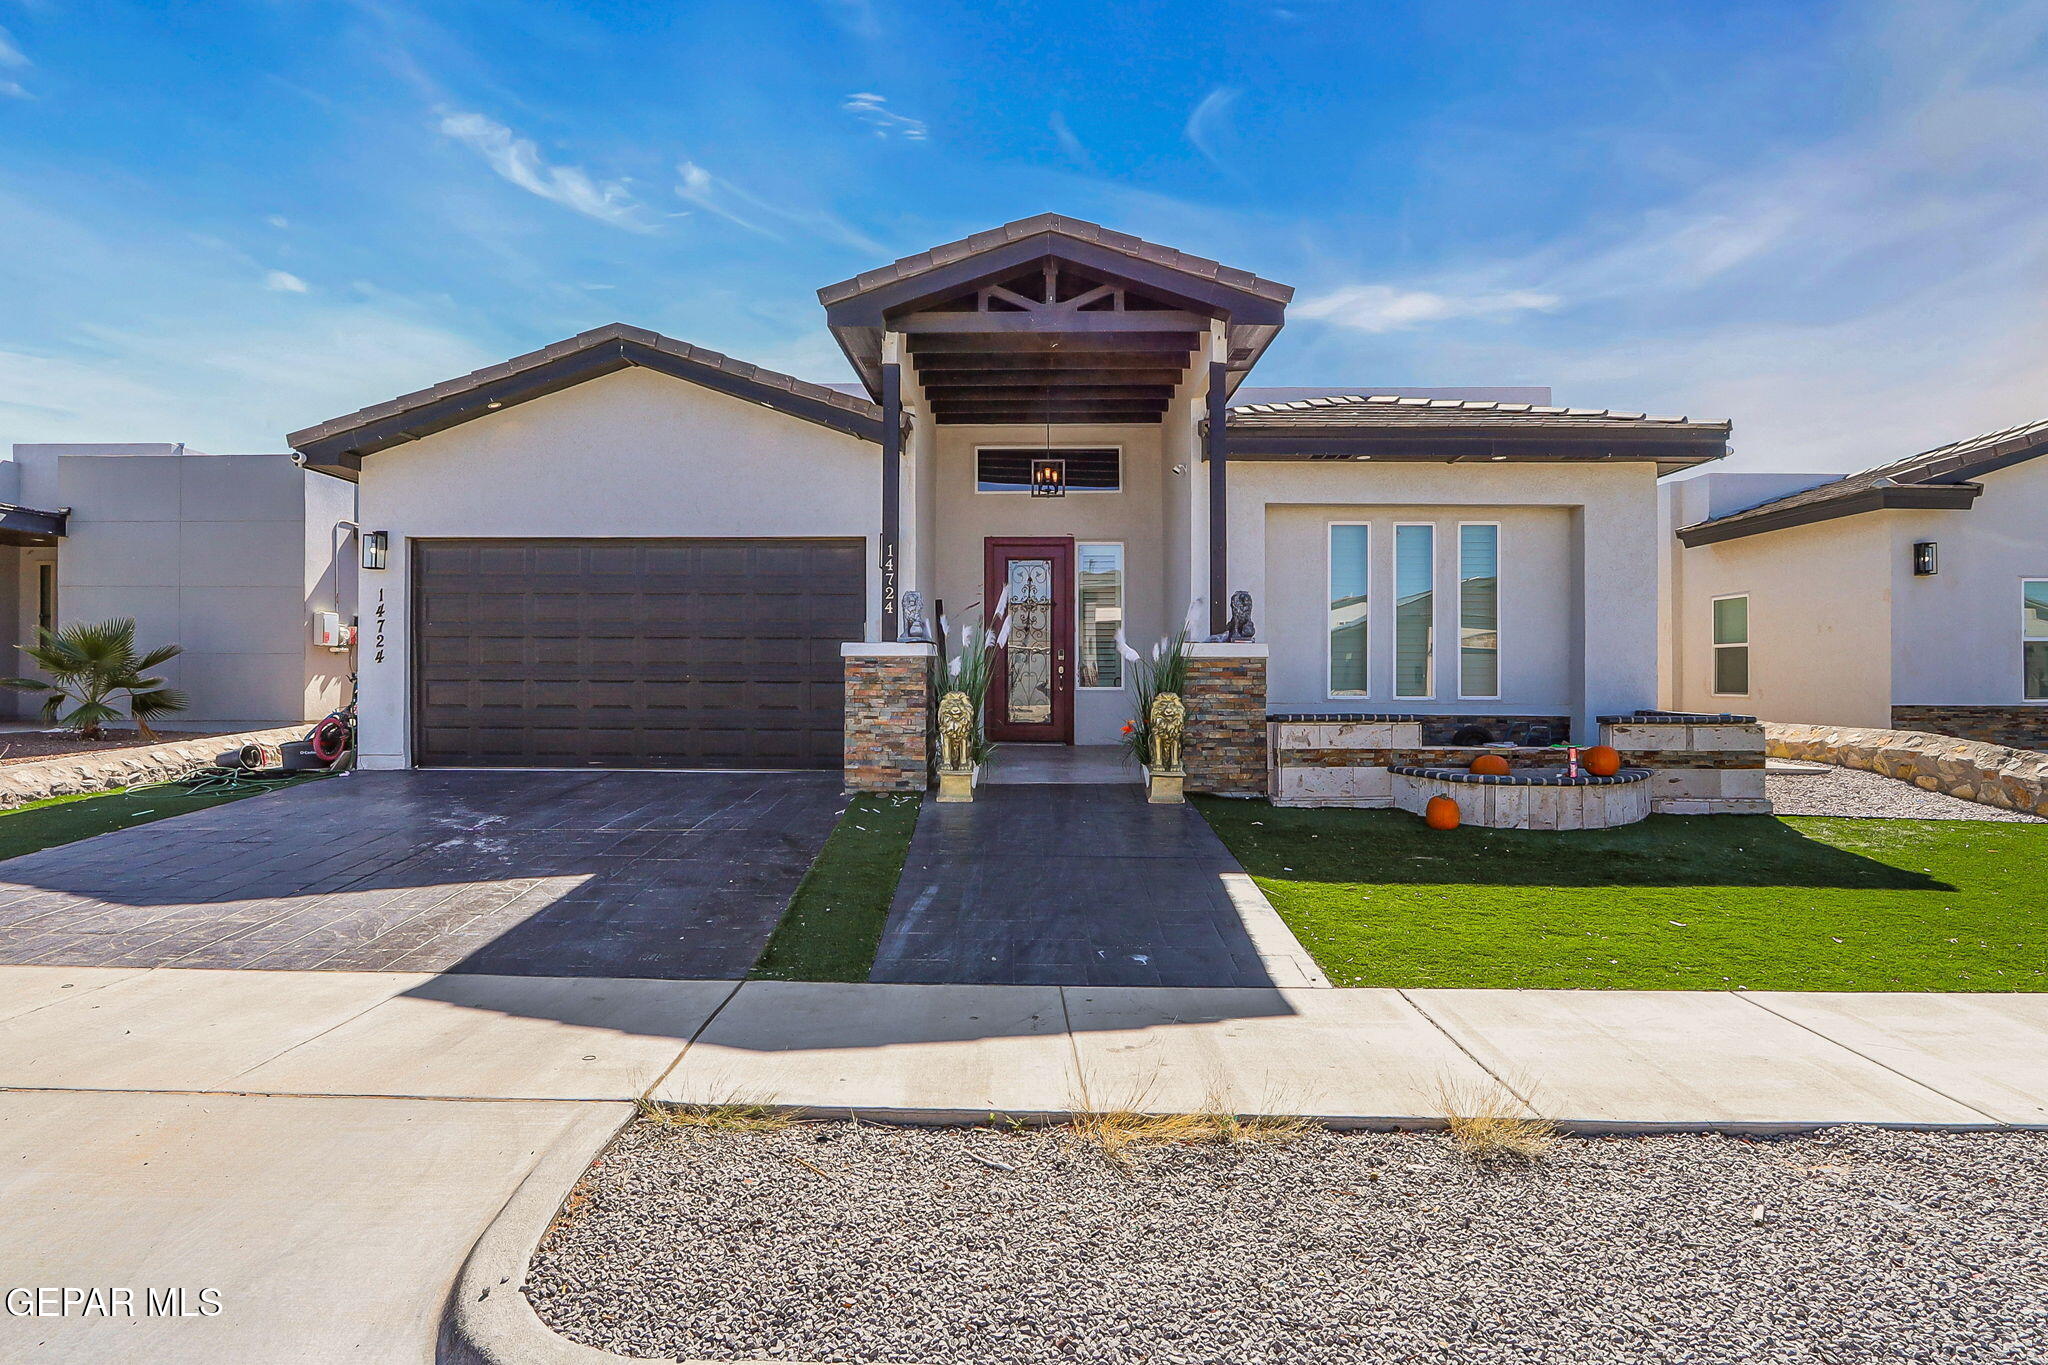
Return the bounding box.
[1182,643,1269,796]
[842,642,934,793]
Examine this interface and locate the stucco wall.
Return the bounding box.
[351,366,880,769]
[4,445,353,730]
[1663,484,1895,728]
[1230,460,1660,742]
[925,422,1167,745]
[1886,458,2048,708]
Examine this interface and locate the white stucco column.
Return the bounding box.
[1576,487,1662,741]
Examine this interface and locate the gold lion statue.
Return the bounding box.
[1148,691,1186,772]
[938,690,974,772]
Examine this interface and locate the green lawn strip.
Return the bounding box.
[1193,797,2047,992]
[751,792,923,982]
[0,774,326,863]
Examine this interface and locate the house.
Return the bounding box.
[290,214,1740,814]
[0,443,357,731]
[1664,417,2048,749]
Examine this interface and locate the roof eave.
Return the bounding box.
[1677,483,1982,547]
[289,337,886,470]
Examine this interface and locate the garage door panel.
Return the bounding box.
[413,537,864,769]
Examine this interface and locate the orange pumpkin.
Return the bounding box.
[1424,795,1461,830]
[1469,753,1511,776]
[1583,744,1622,778]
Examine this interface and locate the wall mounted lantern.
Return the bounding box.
[1912,540,1939,576]
[361,530,390,571]
[1029,457,1067,498]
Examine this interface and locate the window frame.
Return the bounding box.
[972,444,1123,495]
[1326,520,1372,699]
[1710,592,1751,698]
[1456,520,1502,702]
[1391,520,1436,701]
[2023,578,2048,703]
[1075,540,1127,692]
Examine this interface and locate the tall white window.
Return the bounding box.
[1713,594,1750,696]
[1077,543,1125,689]
[1328,524,1369,696]
[1458,523,1499,699]
[2025,580,2048,701]
[1394,524,1434,698]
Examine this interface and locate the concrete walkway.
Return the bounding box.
[3,965,2044,1129]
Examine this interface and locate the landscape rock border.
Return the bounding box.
[0,725,309,809]
[1765,723,2048,818]
[436,1102,751,1365]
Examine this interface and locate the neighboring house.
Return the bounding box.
[1663,417,2048,748]
[289,215,1729,773]
[0,443,358,730]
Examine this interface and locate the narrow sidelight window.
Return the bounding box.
[1077,543,1125,688]
[2025,580,2048,701]
[1458,524,1499,699]
[1713,594,1750,696]
[36,563,54,634]
[1394,524,1434,698]
[1328,524,1369,696]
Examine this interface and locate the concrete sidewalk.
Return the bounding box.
[0,1089,625,1363]
[2,965,2044,1129]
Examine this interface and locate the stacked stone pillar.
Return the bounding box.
[1182,643,1268,796]
[841,642,934,793]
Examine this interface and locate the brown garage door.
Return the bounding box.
[412,538,865,769]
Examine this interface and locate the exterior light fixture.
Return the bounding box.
[1912,540,1939,576]
[361,530,390,571]
[1030,457,1066,498]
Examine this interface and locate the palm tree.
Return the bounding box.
[2,618,187,741]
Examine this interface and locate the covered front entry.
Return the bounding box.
[412,537,864,769]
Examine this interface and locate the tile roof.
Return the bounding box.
[1677,414,2048,543]
[816,213,1294,306]
[1223,392,1727,435]
[287,323,881,452]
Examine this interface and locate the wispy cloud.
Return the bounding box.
[1297,285,1560,333]
[0,24,31,98]
[819,0,884,40]
[262,270,309,293]
[843,92,927,141]
[1290,0,2048,470]
[674,160,888,254]
[1184,87,1241,172]
[437,111,652,231]
[1049,111,1096,172]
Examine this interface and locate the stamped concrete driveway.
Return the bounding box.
[0,770,842,979]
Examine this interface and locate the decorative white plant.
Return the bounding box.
[1118,623,1191,768]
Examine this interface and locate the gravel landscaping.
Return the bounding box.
[528,1119,2048,1364]
[0,727,238,766]
[1767,762,2044,821]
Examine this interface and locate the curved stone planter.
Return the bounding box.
[1390,765,1653,830]
[1766,723,2048,818]
[0,726,307,810]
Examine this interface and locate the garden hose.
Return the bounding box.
[129,766,305,799]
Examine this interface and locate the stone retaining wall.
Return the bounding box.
[1599,711,1770,815]
[0,726,306,809]
[1767,722,2048,817]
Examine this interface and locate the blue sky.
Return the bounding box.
[0,0,2043,470]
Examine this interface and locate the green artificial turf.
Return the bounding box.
[752,793,922,982]
[1193,798,2048,992]
[0,773,326,863]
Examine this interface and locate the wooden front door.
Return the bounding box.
[984,537,1075,744]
